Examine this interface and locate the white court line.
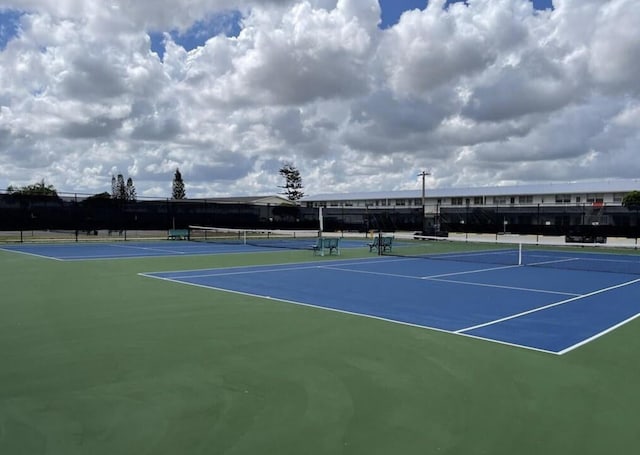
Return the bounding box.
[321,261,521,279]
[159,260,402,280]
[317,265,421,280]
[63,248,268,261]
[529,252,640,265]
[0,247,65,261]
[139,256,388,276]
[557,312,640,355]
[420,263,522,279]
[145,257,393,280]
[109,243,187,254]
[320,264,578,296]
[419,248,517,261]
[160,264,321,279]
[152,257,583,297]
[1,242,187,261]
[426,277,580,296]
[527,257,580,266]
[456,277,640,334]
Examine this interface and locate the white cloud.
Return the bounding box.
[0,0,639,198]
[588,0,640,95]
[376,0,531,97]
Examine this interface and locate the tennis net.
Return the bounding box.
[188,226,321,250]
[383,233,640,275]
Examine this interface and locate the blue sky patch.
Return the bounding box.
[149,10,242,60]
[0,9,23,50]
[379,0,554,29]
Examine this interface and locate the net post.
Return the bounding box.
[378,230,383,256]
[518,242,523,265]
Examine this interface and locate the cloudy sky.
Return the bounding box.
[0,0,638,198]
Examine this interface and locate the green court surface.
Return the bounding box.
[1,247,640,455]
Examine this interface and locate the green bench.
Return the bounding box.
[312,237,341,256]
[168,229,190,240]
[369,235,393,253]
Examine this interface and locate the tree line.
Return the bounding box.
[4,171,640,214]
[4,162,305,201]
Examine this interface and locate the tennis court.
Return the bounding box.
[5,236,640,354]
[143,251,640,354]
[0,236,365,260]
[2,234,640,454]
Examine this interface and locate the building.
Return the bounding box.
[301,179,640,236]
[301,179,640,210]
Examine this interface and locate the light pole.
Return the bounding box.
[418,170,431,233]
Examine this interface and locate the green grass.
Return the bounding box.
[1,247,640,454]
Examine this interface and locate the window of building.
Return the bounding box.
[451,197,463,205]
[494,196,507,205]
[473,196,484,205]
[555,194,571,203]
[586,194,604,203]
[518,195,533,204]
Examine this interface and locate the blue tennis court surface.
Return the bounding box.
[0,239,365,260]
[142,256,640,355]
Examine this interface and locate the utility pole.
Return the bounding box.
[418,170,431,233]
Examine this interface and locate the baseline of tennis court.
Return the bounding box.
[142,256,640,355]
[0,239,366,260]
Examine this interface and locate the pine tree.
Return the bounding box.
[113,174,127,200]
[111,174,135,200]
[111,175,117,199]
[172,168,186,199]
[126,177,137,201]
[279,162,304,201]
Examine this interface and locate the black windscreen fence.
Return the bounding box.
[439,204,640,238]
[0,193,313,232]
[1,192,639,239]
[0,192,424,234]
